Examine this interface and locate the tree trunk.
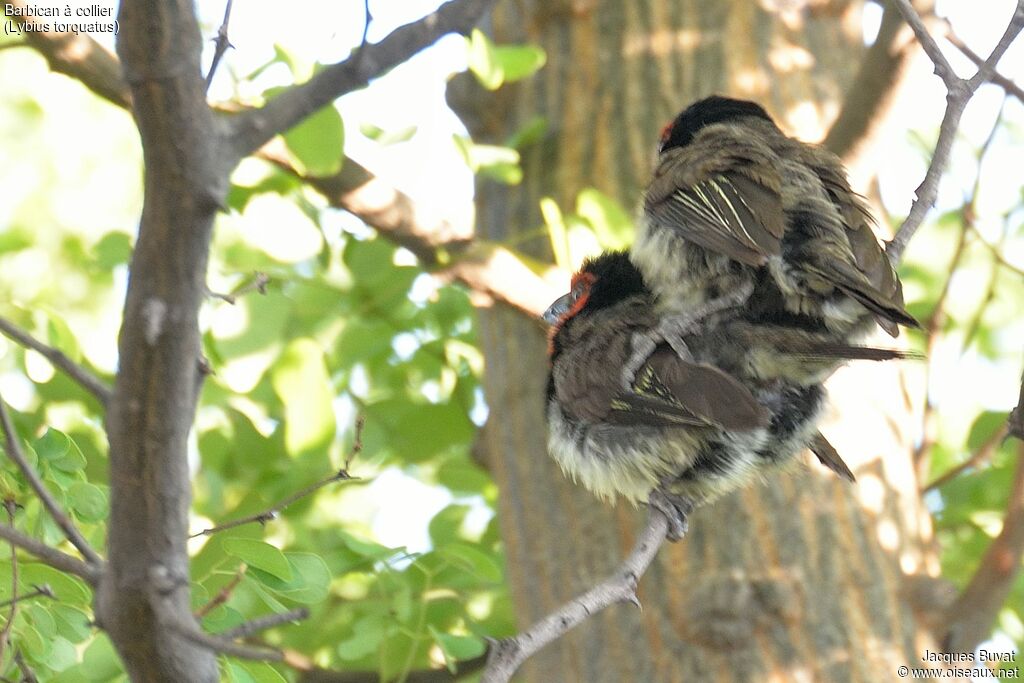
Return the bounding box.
[467,1,941,680]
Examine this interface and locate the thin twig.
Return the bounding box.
[1009,369,1024,442]
[12,650,35,683]
[344,414,365,472]
[887,0,1024,262]
[945,26,1024,103]
[207,272,270,305]
[0,584,55,610]
[204,0,234,91]
[969,223,1024,278]
[0,394,102,566]
[480,507,670,683]
[191,418,363,537]
[189,469,356,537]
[0,525,100,585]
[923,424,1008,493]
[357,0,373,61]
[194,565,246,618]
[914,101,1004,475]
[162,610,287,662]
[217,607,309,639]
[942,440,1024,651]
[0,316,111,405]
[227,0,499,160]
[0,502,19,666]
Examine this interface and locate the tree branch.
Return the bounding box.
[3,0,130,108]
[1009,369,1024,442]
[0,393,103,566]
[945,25,1024,103]
[887,0,1024,262]
[0,316,113,406]
[11,9,557,320]
[923,424,1008,493]
[0,584,55,610]
[163,610,288,662]
[480,507,670,683]
[217,607,309,639]
[0,502,20,666]
[204,0,234,91]
[0,524,100,585]
[942,440,1024,652]
[226,0,499,161]
[189,468,357,538]
[824,0,926,170]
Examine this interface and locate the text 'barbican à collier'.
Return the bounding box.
[5,4,111,17]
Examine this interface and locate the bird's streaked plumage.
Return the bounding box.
[634,95,918,350]
[544,252,862,522]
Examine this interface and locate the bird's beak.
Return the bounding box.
[542,293,572,325]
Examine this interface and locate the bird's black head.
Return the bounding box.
[659,95,775,153]
[543,251,647,327]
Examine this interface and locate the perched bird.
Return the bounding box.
[631,95,918,373]
[544,252,883,537]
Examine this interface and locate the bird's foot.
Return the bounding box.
[648,488,694,542]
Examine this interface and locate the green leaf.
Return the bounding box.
[51,604,92,643]
[271,339,336,457]
[576,188,633,250]
[67,482,107,523]
[466,29,503,90]
[428,626,486,672]
[360,123,417,145]
[428,504,470,545]
[338,615,388,660]
[93,232,133,269]
[223,539,293,581]
[541,197,570,269]
[248,553,330,604]
[236,662,287,683]
[437,542,502,583]
[339,530,401,560]
[283,105,344,177]
[493,43,546,82]
[46,635,78,672]
[225,661,258,683]
[966,410,1008,451]
[452,136,522,184]
[17,622,46,659]
[505,116,548,149]
[466,30,545,90]
[33,428,86,473]
[19,564,90,605]
[271,44,313,82]
[0,227,32,255]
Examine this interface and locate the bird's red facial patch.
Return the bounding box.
[566,271,596,320]
[659,119,675,146]
[546,271,596,358]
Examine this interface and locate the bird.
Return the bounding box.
[630,95,918,379]
[543,251,896,538]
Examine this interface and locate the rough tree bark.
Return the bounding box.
[464,1,942,680]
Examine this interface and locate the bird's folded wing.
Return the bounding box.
[645,172,785,267]
[608,347,769,431]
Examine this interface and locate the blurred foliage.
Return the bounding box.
[0,22,519,683]
[0,2,1023,681]
[900,105,1024,668]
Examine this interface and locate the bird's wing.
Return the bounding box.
[645,169,786,267]
[607,346,769,431]
[811,162,920,336]
[809,431,855,482]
